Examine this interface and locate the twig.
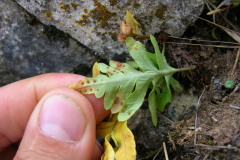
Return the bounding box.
[204,0,216,23]
[179,131,195,145]
[157,112,174,124]
[195,144,240,151]
[231,48,240,75]
[153,147,163,160]
[207,7,229,15]
[169,36,240,45]
[138,147,162,160]
[205,0,239,31]
[163,142,169,160]
[194,85,206,145]
[167,131,176,150]
[213,156,220,160]
[203,154,210,160]
[165,42,239,48]
[230,83,240,96]
[229,105,240,110]
[195,155,201,160]
[190,15,240,36]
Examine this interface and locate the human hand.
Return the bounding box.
[0,73,110,160]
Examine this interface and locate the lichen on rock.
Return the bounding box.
[154,6,166,19]
[89,0,116,27]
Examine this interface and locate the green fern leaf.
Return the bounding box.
[69,35,195,125]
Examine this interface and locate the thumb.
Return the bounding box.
[14,88,103,160]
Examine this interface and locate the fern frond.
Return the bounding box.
[69,35,195,126]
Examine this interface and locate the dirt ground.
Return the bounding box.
[145,5,240,160]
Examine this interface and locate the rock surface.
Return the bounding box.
[15,0,204,59]
[0,0,95,86]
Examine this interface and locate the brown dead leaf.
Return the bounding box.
[118,20,133,43]
[118,10,149,43]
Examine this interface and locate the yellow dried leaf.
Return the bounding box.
[96,114,118,138]
[92,62,100,77]
[100,120,136,160]
[101,134,115,160]
[113,121,136,160]
[68,82,78,90]
[111,131,120,147]
[126,10,139,34]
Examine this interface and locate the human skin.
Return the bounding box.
[0,73,110,160]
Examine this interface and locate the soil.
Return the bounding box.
[142,4,240,160]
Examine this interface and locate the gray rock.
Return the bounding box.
[0,0,95,86]
[128,86,199,158]
[15,0,204,59]
[210,78,223,103]
[213,79,220,84]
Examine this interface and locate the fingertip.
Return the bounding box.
[84,94,110,124]
[92,139,103,160]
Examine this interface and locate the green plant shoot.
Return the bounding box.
[232,0,240,6]
[224,79,234,89]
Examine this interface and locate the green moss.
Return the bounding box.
[208,140,213,145]
[154,6,166,19]
[211,28,218,40]
[146,150,154,157]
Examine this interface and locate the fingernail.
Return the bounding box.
[39,94,86,142]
